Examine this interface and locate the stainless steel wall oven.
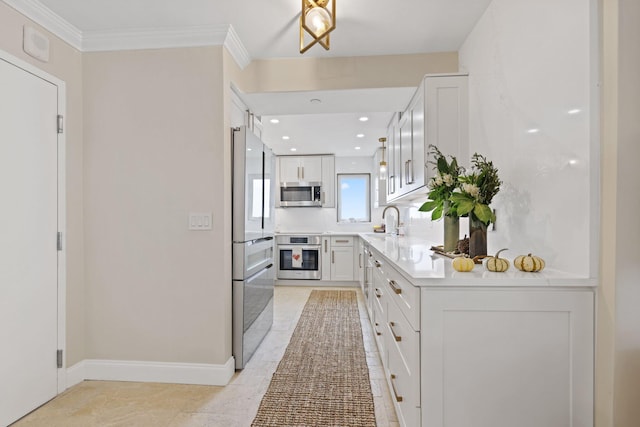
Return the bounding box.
[276,235,322,280]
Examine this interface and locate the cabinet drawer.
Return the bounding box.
[372,296,387,366]
[383,265,420,331]
[386,299,420,384]
[388,339,421,427]
[331,236,354,246]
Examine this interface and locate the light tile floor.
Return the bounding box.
[12,286,399,427]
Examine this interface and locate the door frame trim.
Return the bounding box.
[0,49,67,394]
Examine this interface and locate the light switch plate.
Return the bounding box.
[189,212,212,230]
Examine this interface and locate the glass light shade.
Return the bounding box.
[379,161,387,179]
[305,6,332,37]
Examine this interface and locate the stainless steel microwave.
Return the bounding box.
[280,182,322,207]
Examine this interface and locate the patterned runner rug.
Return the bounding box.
[251,290,377,427]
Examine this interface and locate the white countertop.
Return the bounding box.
[359,233,597,288]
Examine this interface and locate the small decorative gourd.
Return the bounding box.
[514,253,546,272]
[485,248,510,272]
[452,256,475,272]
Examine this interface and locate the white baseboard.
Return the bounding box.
[66,357,235,387]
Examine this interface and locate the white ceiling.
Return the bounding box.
[27,0,492,156]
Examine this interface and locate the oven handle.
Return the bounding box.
[278,245,321,251]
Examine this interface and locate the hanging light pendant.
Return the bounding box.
[379,137,388,180]
[300,0,336,54]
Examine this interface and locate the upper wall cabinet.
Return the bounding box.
[279,156,323,184]
[387,74,468,203]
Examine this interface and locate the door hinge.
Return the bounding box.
[56,349,63,368]
[57,232,62,251]
[57,115,63,134]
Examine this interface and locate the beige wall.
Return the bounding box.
[237,52,458,93]
[599,0,640,426]
[610,0,640,424]
[82,46,230,363]
[0,3,85,366]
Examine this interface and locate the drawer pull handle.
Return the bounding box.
[374,260,382,268]
[335,239,350,243]
[374,288,382,299]
[390,374,403,402]
[374,322,382,336]
[389,321,402,342]
[388,279,402,294]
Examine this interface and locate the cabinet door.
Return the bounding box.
[321,155,335,207]
[410,88,425,192]
[387,113,400,200]
[331,246,354,281]
[424,75,468,183]
[398,111,411,194]
[300,157,322,182]
[421,289,594,427]
[279,157,301,183]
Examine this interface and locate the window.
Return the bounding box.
[337,173,370,223]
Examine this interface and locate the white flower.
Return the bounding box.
[463,183,480,199]
[442,174,454,186]
[434,174,443,186]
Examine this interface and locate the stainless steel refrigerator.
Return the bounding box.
[231,126,275,369]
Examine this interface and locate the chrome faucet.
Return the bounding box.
[382,205,401,235]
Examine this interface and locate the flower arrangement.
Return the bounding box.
[450,153,502,225]
[418,145,464,220]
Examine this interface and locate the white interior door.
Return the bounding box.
[0,57,60,426]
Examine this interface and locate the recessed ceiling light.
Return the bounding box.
[270,118,280,124]
[356,134,365,138]
[359,116,369,122]
[310,98,322,104]
[355,146,361,150]
[567,109,582,115]
[247,148,252,151]
[527,128,540,134]
[282,136,290,140]
[290,148,297,152]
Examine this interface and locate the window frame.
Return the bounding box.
[336,173,371,223]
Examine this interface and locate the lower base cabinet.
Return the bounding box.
[420,289,594,427]
[365,248,595,427]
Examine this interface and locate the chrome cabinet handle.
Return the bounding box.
[389,321,402,342]
[374,322,382,336]
[324,240,328,253]
[359,253,362,268]
[388,279,402,294]
[301,166,305,180]
[407,159,414,184]
[390,374,403,402]
[374,260,382,268]
[374,288,382,299]
[332,250,335,263]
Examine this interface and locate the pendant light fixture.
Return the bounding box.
[300,0,336,54]
[379,137,388,180]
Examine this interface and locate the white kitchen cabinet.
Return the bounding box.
[329,236,355,281]
[421,288,594,427]
[388,73,468,202]
[321,155,335,207]
[365,241,594,427]
[386,112,401,201]
[279,156,322,184]
[372,251,421,427]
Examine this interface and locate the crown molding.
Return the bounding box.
[4,0,252,69]
[4,0,83,49]
[224,25,251,70]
